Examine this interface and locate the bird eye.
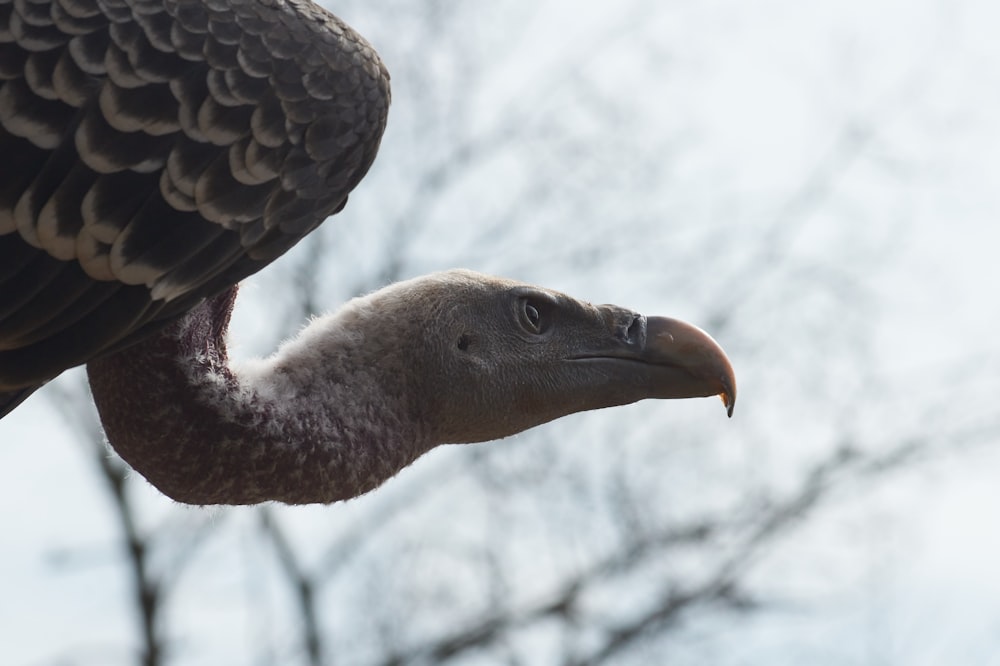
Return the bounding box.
[520,299,542,334]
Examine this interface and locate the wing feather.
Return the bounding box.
[0,0,390,391]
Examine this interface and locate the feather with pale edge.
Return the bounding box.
[0,0,391,410]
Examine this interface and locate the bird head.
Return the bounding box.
[332,270,736,445]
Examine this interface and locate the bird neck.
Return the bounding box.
[87,287,432,505]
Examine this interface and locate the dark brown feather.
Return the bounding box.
[0,0,391,398]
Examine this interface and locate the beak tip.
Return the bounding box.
[722,391,735,418]
[719,370,736,418]
[641,315,737,418]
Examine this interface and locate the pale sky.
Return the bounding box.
[1,0,999,664]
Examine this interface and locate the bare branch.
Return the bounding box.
[259,510,325,666]
[47,378,165,666]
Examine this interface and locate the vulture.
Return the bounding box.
[0,0,736,505]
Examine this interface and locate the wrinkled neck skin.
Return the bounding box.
[87,287,432,505]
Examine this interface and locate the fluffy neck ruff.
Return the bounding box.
[87,287,432,505]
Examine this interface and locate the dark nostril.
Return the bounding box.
[619,314,644,344]
[628,315,643,342]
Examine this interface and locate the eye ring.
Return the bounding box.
[519,299,543,334]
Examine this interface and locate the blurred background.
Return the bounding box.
[2,0,999,664]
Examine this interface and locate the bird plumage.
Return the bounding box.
[87,271,735,504]
[1,0,736,505]
[0,0,389,399]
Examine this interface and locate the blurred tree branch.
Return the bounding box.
[367,413,1000,666]
[15,1,998,665]
[48,378,165,666]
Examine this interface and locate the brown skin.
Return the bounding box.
[88,271,735,505]
[408,277,736,446]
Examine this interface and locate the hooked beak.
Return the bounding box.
[641,316,736,417]
[566,309,736,417]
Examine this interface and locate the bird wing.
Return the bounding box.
[0,0,390,391]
